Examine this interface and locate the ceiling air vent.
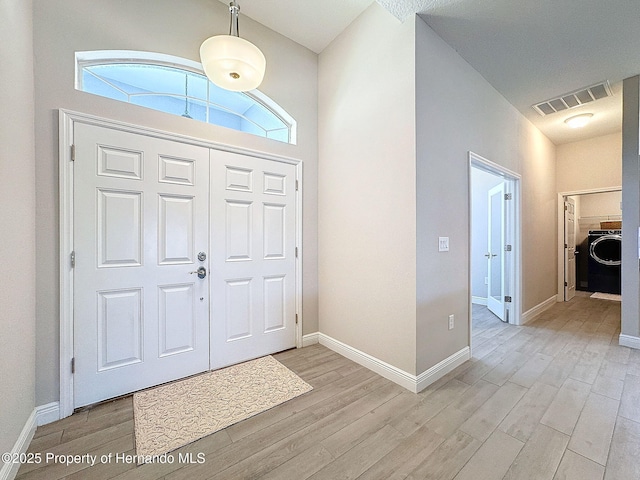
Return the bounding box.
[532,81,613,116]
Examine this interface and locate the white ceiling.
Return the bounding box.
[219,0,374,54]
[227,0,640,145]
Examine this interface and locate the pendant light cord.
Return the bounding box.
[229,1,240,37]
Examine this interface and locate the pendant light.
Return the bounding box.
[200,1,266,92]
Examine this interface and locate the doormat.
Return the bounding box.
[590,292,621,301]
[133,355,312,461]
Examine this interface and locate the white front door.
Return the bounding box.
[487,183,505,320]
[564,197,577,301]
[210,150,297,369]
[73,123,210,407]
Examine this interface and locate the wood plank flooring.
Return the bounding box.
[17,292,639,479]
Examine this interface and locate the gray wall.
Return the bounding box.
[318,3,418,374]
[0,0,37,456]
[33,0,319,406]
[622,76,640,340]
[556,132,622,193]
[415,15,557,373]
[317,5,558,381]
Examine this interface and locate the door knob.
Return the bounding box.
[189,267,207,279]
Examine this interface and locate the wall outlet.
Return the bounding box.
[439,237,450,252]
[448,314,454,330]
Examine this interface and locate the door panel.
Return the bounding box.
[73,123,210,407]
[564,198,576,301]
[211,151,297,369]
[487,183,505,320]
[96,288,143,370]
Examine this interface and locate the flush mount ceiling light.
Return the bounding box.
[200,1,266,92]
[564,113,593,128]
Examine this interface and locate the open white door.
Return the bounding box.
[564,197,577,301]
[210,150,297,370]
[487,183,505,320]
[73,123,210,407]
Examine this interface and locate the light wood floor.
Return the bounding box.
[18,292,639,479]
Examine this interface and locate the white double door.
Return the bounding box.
[73,123,297,407]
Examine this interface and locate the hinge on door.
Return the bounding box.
[295,314,299,325]
[564,281,568,286]
[504,193,513,200]
[295,247,298,258]
[504,296,512,303]
[70,251,75,268]
[71,144,76,161]
[295,180,299,191]
[504,245,512,252]
[564,243,568,248]
[71,357,75,374]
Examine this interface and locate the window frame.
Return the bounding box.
[75,50,297,145]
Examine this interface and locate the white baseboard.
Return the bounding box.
[472,296,487,306]
[0,410,36,480]
[619,334,640,350]
[0,402,61,480]
[521,295,557,325]
[35,402,60,426]
[416,346,471,392]
[317,333,470,393]
[302,332,319,347]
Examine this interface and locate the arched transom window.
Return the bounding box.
[75,51,296,144]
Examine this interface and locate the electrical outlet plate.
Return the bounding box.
[448,314,454,330]
[439,237,450,252]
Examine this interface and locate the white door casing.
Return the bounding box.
[564,197,577,301]
[210,150,297,369]
[73,122,210,407]
[487,183,505,320]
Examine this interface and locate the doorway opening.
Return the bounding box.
[557,188,622,301]
[469,152,521,353]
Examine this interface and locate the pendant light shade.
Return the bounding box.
[200,2,266,92]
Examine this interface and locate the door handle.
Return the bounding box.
[189,267,207,279]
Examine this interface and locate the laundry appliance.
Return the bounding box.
[587,229,621,295]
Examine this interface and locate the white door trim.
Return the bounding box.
[468,152,522,352]
[59,109,303,418]
[556,187,622,301]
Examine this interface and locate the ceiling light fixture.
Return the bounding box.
[200,1,266,92]
[564,113,593,128]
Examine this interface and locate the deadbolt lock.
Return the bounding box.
[198,252,207,262]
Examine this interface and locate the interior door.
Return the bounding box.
[564,197,577,301]
[487,183,505,320]
[73,123,210,407]
[210,150,297,370]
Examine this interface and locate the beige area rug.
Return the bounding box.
[590,292,621,301]
[133,355,312,459]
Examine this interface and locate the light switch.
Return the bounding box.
[439,237,449,252]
